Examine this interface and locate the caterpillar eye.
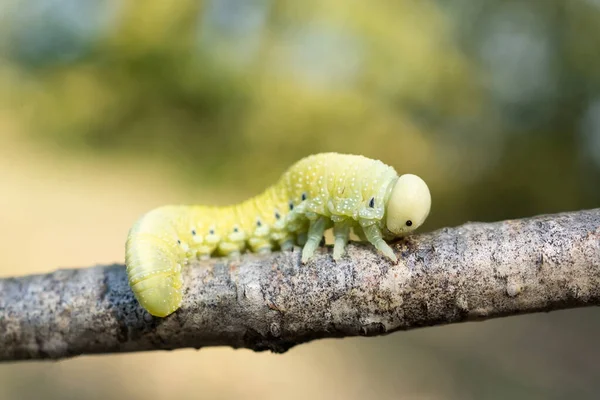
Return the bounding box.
[405,220,413,227]
[275,211,281,220]
[301,192,307,201]
[233,227,239,233]
[209,229,215,235]
[368,197,375,208]
[256,220,262,227]
[289,201,294,211]
[177,240,181,245]
[191,229,196,235]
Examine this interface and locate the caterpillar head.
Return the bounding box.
[385,174,431,237]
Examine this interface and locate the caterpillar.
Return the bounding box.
[125,153,431,317]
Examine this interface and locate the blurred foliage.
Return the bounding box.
[2,0,600,222]
[2,0,599,229]
[1,0,600,399]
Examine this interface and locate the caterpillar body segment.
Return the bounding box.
[125,153,432,317]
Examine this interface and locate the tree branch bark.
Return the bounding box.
[1,209,599,362]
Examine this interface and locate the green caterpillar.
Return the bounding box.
[125,153,431,317]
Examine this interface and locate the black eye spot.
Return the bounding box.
[209,229,215,235]
[177,240,181,245]
[368,197,375,208]
[233,227,239,233]
[275,211,281,220]
[289,201,294,210]
[191,229,196,236]
[406,220,413,227]
[301,192,307,201]
[256,220,262,227]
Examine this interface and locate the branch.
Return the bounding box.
[1,209,599,362]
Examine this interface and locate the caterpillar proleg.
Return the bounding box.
[125,153,431,317]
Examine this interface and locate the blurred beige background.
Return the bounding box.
[1,0,600,399]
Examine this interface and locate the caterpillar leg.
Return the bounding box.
[279,239,295,251]
[353,225,368,242]
[362,223,398,262]
[301,216,328,263]
[333,220,351,260]
[248,236,273,255]
[297,232,308,246]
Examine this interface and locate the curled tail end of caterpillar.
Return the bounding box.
[125,206,186,318]
[131,274,183,317]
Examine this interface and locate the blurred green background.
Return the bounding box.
[1,0,600,399]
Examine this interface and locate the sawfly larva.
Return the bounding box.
[125,153,431,317]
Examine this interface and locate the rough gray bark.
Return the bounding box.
[1,209,599,362]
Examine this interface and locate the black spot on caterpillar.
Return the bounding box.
[125,153,431,317]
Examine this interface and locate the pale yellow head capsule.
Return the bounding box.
[385,174,431,236]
